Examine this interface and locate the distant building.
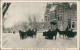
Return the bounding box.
[44,2,77,31]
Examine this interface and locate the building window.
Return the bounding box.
[58,16,62,21]
[48,17,49,21]
[58,17,59,20]
[72,22,75,28]
[45,16,47,20]
[65,8,67,10]
[59,14,62,20]
[45,16,47,17]
[60,17,62,20]
[48,19,49,21]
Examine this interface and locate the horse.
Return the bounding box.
[33,29,37,38]
[58,28,77,39]
[43,29,58,40]
[26,29,33,38]
[51,28,58,40]
[65,29,77,38]
[19,30,27,40]
[43,31,47,36]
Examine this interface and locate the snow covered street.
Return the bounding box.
[2,32,77,48]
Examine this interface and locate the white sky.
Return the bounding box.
[4,2,47,28]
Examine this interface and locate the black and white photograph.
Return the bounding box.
[2,2,77,48]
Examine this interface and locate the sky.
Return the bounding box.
[3,2,47,28]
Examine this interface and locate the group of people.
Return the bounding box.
[43,28,58,40]
[43,26,77,40]
[19,29,37,40]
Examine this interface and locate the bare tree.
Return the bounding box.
[28,15,33,28]
[33,15,37,29]
[3,3,11,17]
[2,3,11,33]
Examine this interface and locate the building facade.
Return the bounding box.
[44,2,77,31]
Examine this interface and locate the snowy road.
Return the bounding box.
[2,32,77,48]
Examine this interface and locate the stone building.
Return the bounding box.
[44,2,77,31]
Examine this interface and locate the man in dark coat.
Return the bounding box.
[47,29,52,39]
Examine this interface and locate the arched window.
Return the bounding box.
[59,14,62,21]
[58,16,62,21]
